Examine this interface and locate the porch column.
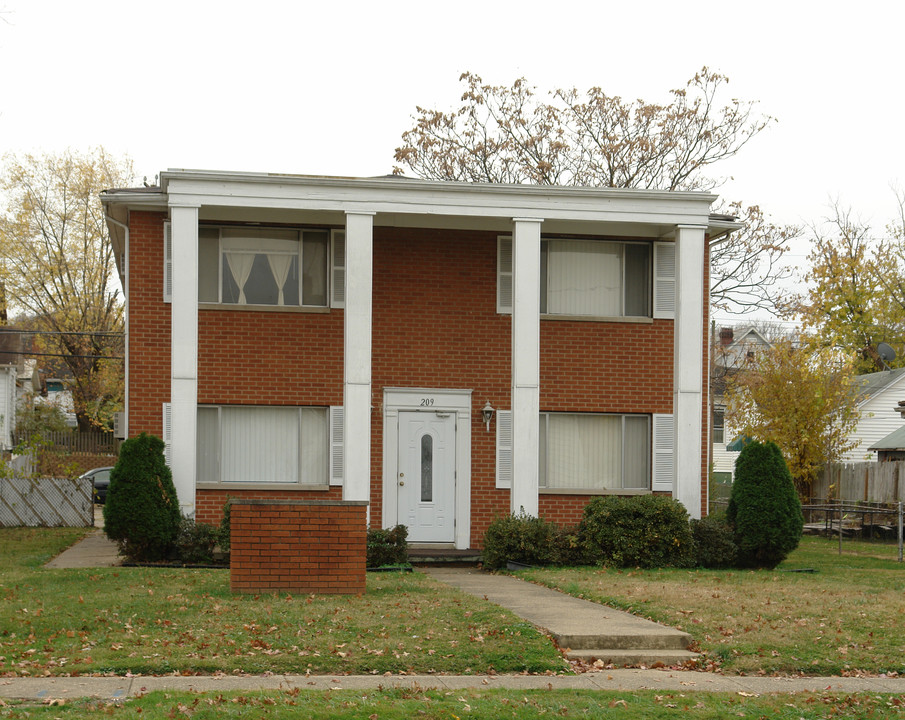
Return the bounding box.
[511,218,542,516]
[673,224,706,519]
[169,203,199,515]
[343,212,375,505]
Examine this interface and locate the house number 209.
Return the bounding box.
[420,398,434,407]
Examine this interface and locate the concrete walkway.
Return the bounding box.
[424,567,696,665]
[3,670,905,701]
[45,529,121,568]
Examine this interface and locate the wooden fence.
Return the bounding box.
[11,431,119,456]
[0,477,93,527]
[813,462,905,503]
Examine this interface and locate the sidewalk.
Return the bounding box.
[3,670,905,700]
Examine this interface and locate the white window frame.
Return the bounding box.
[497,236,671,319]
[538,411,652,493]
[163,224,345,309]
[195,404,337,489]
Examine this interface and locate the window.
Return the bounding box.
[498,237,672,318]
[196,405,329,485]
[713,409,725,444]
[541,239,650,317]
[539,412,650,491]
[198,227,330,307]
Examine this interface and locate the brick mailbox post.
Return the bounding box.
[229,499,367,595]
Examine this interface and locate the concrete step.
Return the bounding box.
[554,629,693,651]
[565,648,701,666]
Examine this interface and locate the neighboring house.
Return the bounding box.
[869,399,905,461]
[842,367,905,461]
[0,365,14,451]
[36,377,78,428]
[101,170,739,550]
[0,331,22,451]
[710,326,772,483]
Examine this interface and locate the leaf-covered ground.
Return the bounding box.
[3,688,905,719]
[0,528,566,677]
[521,536,905,675]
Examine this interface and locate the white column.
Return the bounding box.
[343,212,374,504]
[673,224,706,519]
[511,218,542,516]
[169,203,199,515]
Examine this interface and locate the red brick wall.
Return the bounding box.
[230,500,366,595]
[127,216,706,545]
[127,211,170,438]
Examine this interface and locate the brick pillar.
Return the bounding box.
[230,499,367,595]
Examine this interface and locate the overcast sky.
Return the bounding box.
[1,1,902,325]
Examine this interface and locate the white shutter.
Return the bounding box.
[162,402,173,468]
[497,236,513,314]
[330,405,344,486]
[496,409,512,488]
[651,413,674,492]
[331,230,346,308]
[163,221,173,303]
[653,241,675,319]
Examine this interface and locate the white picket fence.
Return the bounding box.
[0,477,93,527]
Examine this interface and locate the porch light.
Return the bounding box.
[482,401,495,432]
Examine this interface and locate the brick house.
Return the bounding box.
[101,170,737,550]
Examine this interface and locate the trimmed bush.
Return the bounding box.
[727,440,803,569]
[103,432,181,561]
[581,495,695,568]
[174,517,219,564]
[482,512,562,570]
[367,524,408,568]
[691,513,737,568]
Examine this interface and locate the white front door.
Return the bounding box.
[397,410,456,542]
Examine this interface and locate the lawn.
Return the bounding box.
[519,535,905,675]
[3,688,905,719]
[0,528,566,677]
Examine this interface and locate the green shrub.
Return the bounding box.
[727,440,803,569]
[482,512,562,570]
[581,495,695,568]
[174,517,219,564]
[551,525,594,566]
[218,497,232,554]
[691,512,737,568]
[103,432,181,561]
[367,524,408,568]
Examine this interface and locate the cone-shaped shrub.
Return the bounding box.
[103,432,181,561]
[726,440,803,569]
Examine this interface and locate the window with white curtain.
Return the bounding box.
[196,405,328,485]
[540,239,650,317]
[198,227,329,307]
[539,412,650,490]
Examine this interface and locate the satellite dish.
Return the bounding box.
[878,342,896,370]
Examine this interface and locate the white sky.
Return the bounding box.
[1,1,902,325]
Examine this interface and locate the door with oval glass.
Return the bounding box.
[397,410,456,542]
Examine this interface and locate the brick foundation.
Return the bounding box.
[229,499,367,595]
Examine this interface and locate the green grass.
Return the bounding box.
[0,528,566,677]
[519,535,905,675]
[3,688,905,719]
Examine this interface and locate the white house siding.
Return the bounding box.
[0,366,15,450]
[712,443,739,480]
[843,373,905,462]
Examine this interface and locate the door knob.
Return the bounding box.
[399,481,405,486]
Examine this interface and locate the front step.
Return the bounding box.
[407,548,481,566]
[565,648,700,666]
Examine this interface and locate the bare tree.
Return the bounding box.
[395,69,795,314]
